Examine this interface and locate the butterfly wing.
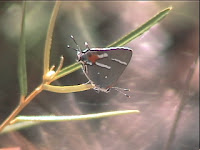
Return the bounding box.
[83,47,132,91]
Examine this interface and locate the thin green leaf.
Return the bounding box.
[43,83,94,93]
[43,1,61,76]
[18,1,27,96]
[1,121,40,134]
[54,62,81,81]
[1,110,139,133]
[12,110,140,123]
[107,7,172,47]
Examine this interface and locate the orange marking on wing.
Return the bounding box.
[88,54,99,63]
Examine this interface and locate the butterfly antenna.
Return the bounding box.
[70,35,81,52]
[112,87,130,98]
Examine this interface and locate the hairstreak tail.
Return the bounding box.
[68,35,133,97]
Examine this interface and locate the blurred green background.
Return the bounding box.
[0,1,199,150]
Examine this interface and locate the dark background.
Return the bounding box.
[0,1,199,150]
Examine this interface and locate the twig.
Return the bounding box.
[163,57,198,150]
[0,84,44,131]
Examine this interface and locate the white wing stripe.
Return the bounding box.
[111,58,127,65]
[95,62,111,69]
[97,53,108,58]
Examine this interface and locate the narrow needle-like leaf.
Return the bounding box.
[43,1,61,76]
[1,121,40,134]
[12,110,140,123]
[0,110,139,133]
[107,7,172,47]
[43,84,94,93]
[18,1,27,96]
